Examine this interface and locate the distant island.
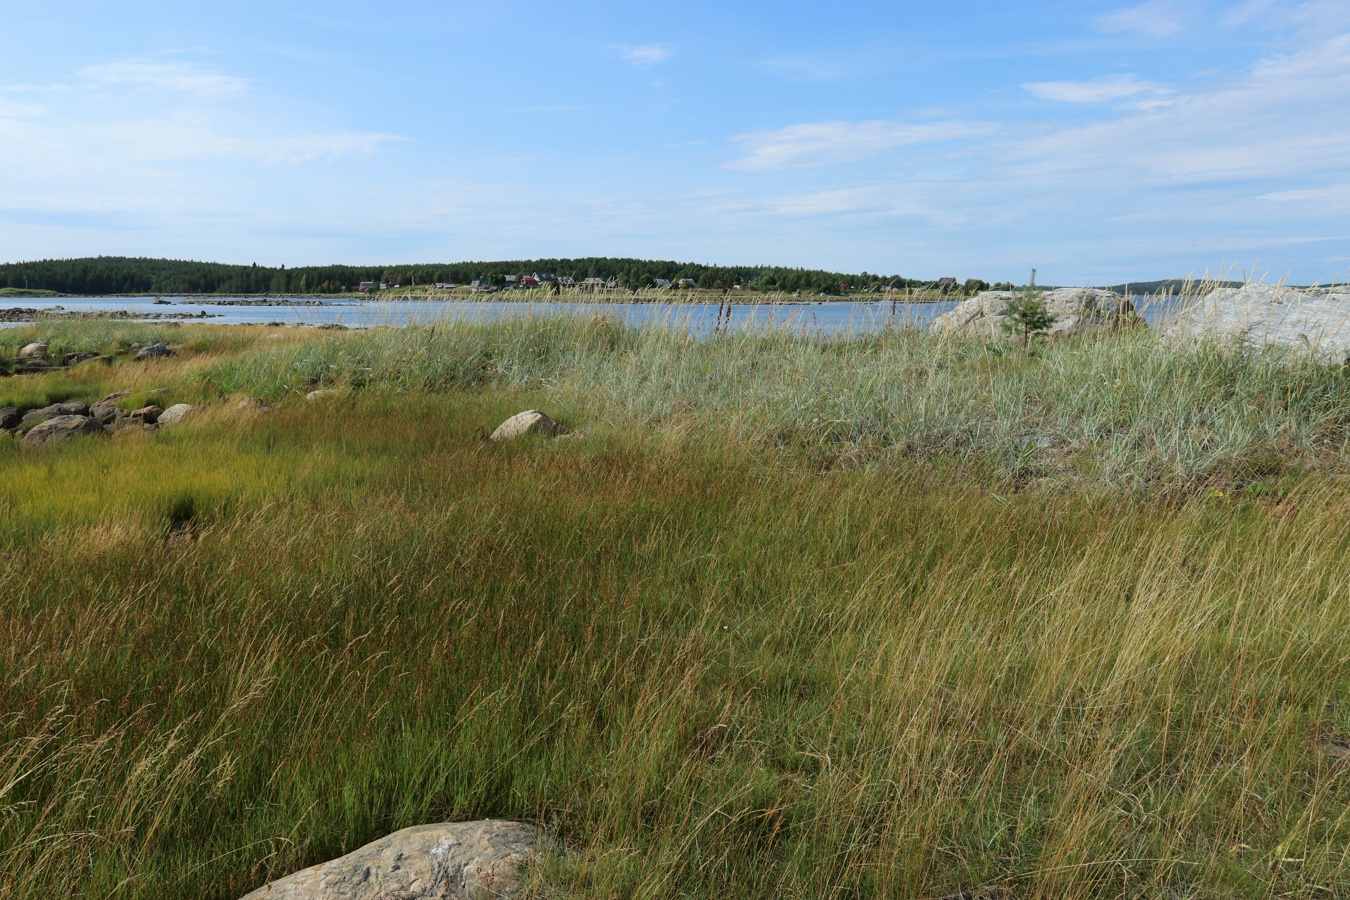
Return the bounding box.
[0,255,994,298]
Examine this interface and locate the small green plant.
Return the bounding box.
[1001,268,1056,342]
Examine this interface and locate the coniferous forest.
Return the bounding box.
[0,256,987,296]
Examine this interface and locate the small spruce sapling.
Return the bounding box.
[1001,268,1056,343]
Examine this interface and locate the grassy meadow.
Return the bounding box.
[4,317,1350,898]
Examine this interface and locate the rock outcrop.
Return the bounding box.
[490,410,562,442]
[930,288,1139,339]
[1160,284,1350,362]
[18,342,47,359]
[22,415,108,446]
[239,820,543,900]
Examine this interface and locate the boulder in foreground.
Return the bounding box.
[23,415,107,447]
[490,410,562,442]
[239,819,543,900]
[930,288,1139,339]
[1160,284,1350,362]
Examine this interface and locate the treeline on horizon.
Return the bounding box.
[0,256,990,296]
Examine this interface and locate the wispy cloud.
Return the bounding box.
[1095,0,1195,37]
[727,120,994,171]
[759,53,887,82]
[615,44,671,67]
[1259,184,1350,203]
[77,61,247,96]
[1222,0,1279,27]
[1022,74,1172,104]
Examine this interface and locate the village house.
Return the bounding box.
[652,278,672,290]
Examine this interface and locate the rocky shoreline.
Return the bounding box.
[196,298,334,306]
[1,306,217,322]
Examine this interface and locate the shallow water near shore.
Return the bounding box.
[0,294,1189,332]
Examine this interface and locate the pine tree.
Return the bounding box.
[1001,269,1056,342]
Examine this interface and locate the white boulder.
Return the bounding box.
[157,404,195,427]
[238,819,543,900]
[1160,284,1350,362]
[931,288,1139,339]
[490,410,561,442]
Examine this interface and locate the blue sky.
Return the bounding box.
[2,0,1349,284]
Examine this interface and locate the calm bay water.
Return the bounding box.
[0,295,1187,333]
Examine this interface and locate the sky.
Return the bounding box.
[2,0,1349,284]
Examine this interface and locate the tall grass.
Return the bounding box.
[4,321,1350,898]
[187,314,1350,491]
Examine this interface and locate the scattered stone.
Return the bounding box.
[18,359,51,372]
[0,408,19,430]
[75,355,115,367]
[264,321,286,327]
[157,404,194,427]
[316,322,348,330]
[18,342,47,359]
[237,397,273,415]
[110,417,152,435]
[22,415,107,447]
[134,343,176,361]
[490,409,562,442]
[266,333,285,340]
[1017,434,1056,452]
[930,288,1141,340]
[238,820,544,900]
[92,390,133,407]
[21,401,90,426]
[304,388,337,402]
[92,406,124,425]
[128,405,162,425]
[153,298,172,305]
[1160,284,1350,363]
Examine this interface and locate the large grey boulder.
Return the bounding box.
[239,820,543,900]
[490,410,561,442]
[0,407,19,430]
[157,403,195,427]
[930,288,1139,339]
[17,342,47,359]
[21,401,90,426]
[134,342,175,361]
[1160,284,1350,363]
[22,415,107,446]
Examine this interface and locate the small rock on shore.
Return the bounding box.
[490,410,562,442]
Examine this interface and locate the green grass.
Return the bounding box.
[0,287,60,298]
[4,319,1350,898]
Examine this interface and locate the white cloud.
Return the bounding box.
[1023,74,1171,103]
[1222,0,1278,27]
[77,61,247,96]
[1259,184,1350,203]
[616,44,671,67]
[726,120,995,171]
[1095,0,1195,37]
